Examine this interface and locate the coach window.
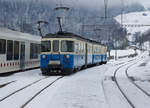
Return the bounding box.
[14,41,19,60]
[7,40,13,60]
[0,39,6,54]
[61,40,74,52]
[30,43,38,59]
[79,42,82,54]
[75,43,79,54]
[53,40,59,52]
[38,44,41,54]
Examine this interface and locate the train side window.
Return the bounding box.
[75,43,79,54]
[61,40,74,52]
[53,40,59,52]
[0,39,6,54]
[7,40,13,60]
[30,43,38,59]
[79,42,81,54]
[81,43,84,53]
[14,41,19,60]
[38,44,41,54]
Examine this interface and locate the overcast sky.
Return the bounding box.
[6,0,150,9]
[53,0,150,9]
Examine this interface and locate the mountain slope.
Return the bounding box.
[115,11,150,42]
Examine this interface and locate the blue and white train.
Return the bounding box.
[40,32,107,75]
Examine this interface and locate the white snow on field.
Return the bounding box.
[110,49,135,57]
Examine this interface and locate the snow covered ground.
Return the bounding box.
[0,50,150,108]
[110,49,136,57]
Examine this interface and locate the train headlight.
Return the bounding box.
[66,55,70,59]
[64,55,70,59]
[42,55,46,59]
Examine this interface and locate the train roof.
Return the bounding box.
[0,28,41,42]
[44,32,103,46]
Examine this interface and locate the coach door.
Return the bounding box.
[20,42,25,70]
[85,43,88,67]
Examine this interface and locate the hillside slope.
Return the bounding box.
[116,11,150,42]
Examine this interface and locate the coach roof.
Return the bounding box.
[0,28,41,41]
[44,32,103,45]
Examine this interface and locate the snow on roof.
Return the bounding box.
[0,28,41,42]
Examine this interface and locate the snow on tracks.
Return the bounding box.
[0,76,64,108]
[113,57,150,108]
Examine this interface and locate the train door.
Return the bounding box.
[85,43,88,67]
[20,42,25,70]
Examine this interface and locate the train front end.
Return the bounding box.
[40,38,75,75]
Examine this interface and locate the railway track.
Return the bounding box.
[20,76,64,108]
[114,63,136,108]
[101,58,137,108]
[113,57,150,108]
[0,81,16,88]
[0,77,49,102]
[125,64,150,97]
[0,75,64,108]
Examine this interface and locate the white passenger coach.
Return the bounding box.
[0,28,41,74]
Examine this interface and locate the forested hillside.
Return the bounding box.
[0,0,145,48]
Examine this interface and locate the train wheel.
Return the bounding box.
[103,61,107,64]
[62,69,73,75]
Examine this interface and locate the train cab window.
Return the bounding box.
[53,40,59,52]
[61,40,74,52]
[0,39,6,54]
[7,40,13,60]
[14,41,19,60]
[41,41,51,52]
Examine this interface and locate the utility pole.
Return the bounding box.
[149,41,150,56]
[114,0,124,60]
[121,0,124,26]
[103,0,110,59]
[104,0,108,19]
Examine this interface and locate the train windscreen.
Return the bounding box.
[61,40,74,52]
[41,41,51,52]
[53,40,59,52]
